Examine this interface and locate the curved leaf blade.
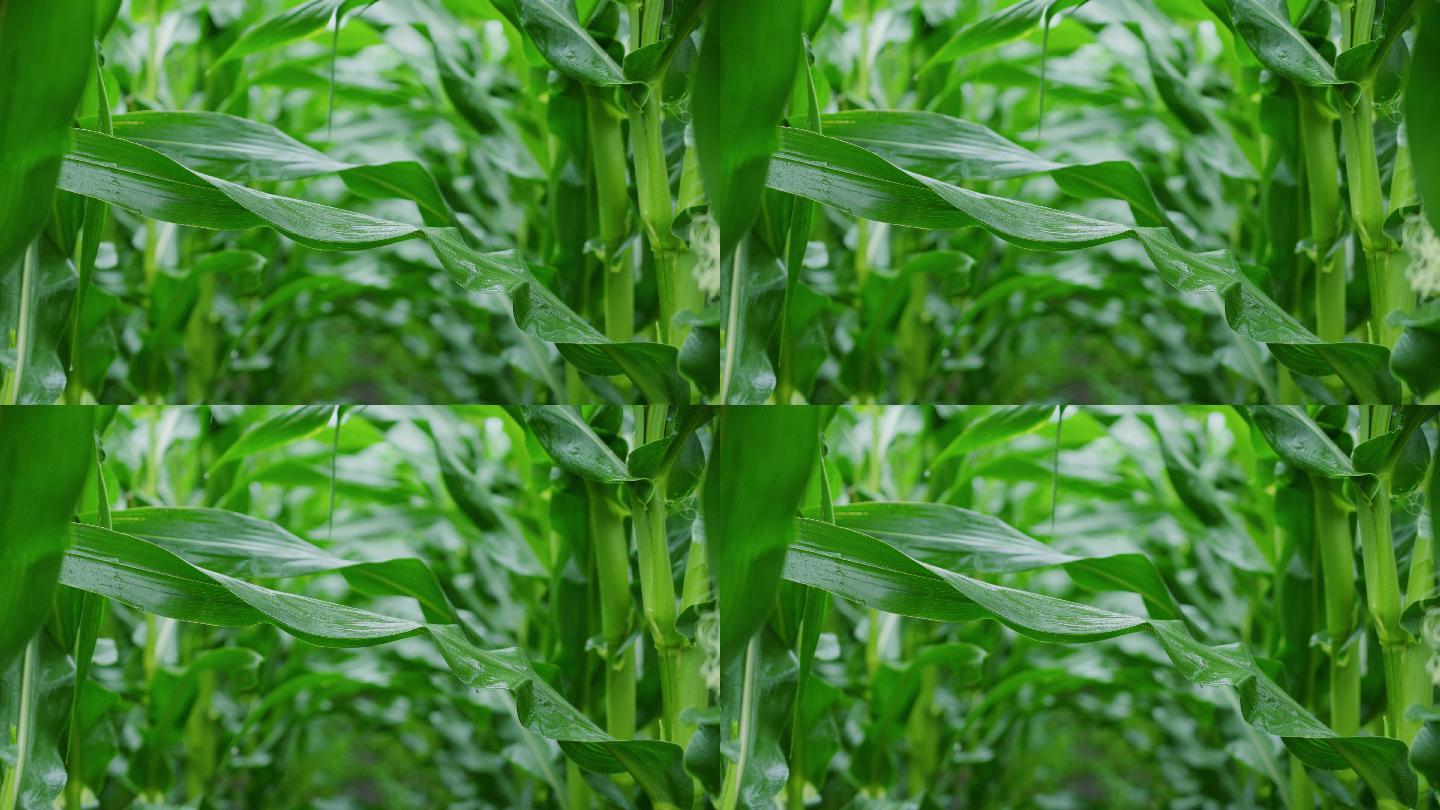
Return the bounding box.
[59,524,692,806]
[783,519,1416,805]
[765,127,1398,402]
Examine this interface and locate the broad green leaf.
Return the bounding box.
[920,0,1087,74]
[56,131,686,401]
[931,405,1055,466]
[693,0,801,257]
[1227,0,1340,86]
[819,110,1173,228]
[782,520,1417,805]
[59,524,693,807]
[215,0,371,66]
[105,110,454,226]
[511,0,630,86]
[521,405,633,482]
[765,127,1399,403]
[0,0,93,271]
[212,405,334,470]
[1248,406,1358,478]
[0,407,93,671]
[1410,0,1440,232]
[99,506,459,623]
[705,407,819,664]
[826,502,1182,619]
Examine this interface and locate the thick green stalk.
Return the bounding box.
[630,406,705,759]
[1313,476,1360,736]
[1336,0,1409,348]
[1354,407,1419,746]
[585,87,633,344]
[567,760,591,810]
[1297,89,1345,343]
[587,480,635,740]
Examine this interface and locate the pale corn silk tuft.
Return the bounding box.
[1405,214,1440,298]
[688,212,721,299]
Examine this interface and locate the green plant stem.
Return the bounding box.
[66,448,112,810]
[1290,753,1315,810]
[1336,0,1416,351]
[587,480,636,740]
[1,242,36,405]
[1313,476,1360,736]
[1297,89,1344,344]
[66,51,113,405]
[625,3,695,350]
[1354,406,1424,748]
[718,634,759,810]
[585,87,633,345]
[0,638,37,810]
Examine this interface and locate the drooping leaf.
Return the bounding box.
[826,502,1183,619]
[59,524,693,807]
[782,519,1417,806]
[1227,0,1340,86]
[1249,406,1359,479]
[98,506,459,623]
[212,405,334,470]
[0,0,93,271]
[0,407,93,671]
[693,0,801,257]
[764,127,1398,403]
[56,130,686,401]
[103,111,455,226]
[920,0,1087,74]
[931,406,1055,466]
[521,405,633,483]
[511,0,630,86]
[705,407,819,664]
[215,0,372,66]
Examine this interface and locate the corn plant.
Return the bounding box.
[718,405,1440,808]
[0,404,717,808]
[3,0,1436,405]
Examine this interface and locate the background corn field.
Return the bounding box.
[2,405,1439,808]
[0,0,1436,403]
[3,0,1440,807]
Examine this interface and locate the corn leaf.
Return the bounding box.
[765,127,1399,402]
[705,407,819,663]
[56,131,686,402]
[0,0,93,270]
[59,524,693,807]
[0,407,93,671]
[783,519,1417,806]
